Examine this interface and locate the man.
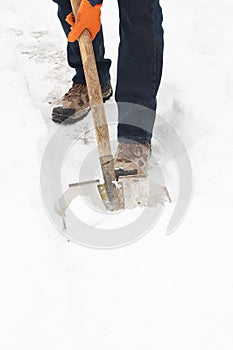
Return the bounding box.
[52,0,164,175]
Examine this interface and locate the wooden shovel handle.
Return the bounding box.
[70,0,112,158]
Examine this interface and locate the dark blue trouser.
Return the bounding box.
[52,0,164,143]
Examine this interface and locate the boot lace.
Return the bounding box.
[64,84,88,106]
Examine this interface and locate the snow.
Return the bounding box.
[0,0,233,349]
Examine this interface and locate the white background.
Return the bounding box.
[0,0,233,349]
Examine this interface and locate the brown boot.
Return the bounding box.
[114,142,151,177]
[52,83,113,123]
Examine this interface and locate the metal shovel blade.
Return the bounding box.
[57,178,121,229]
[58,179,100,219]
[118,175,171,209]
[57,176,171,229]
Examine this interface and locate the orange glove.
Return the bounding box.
[66,0,102,41]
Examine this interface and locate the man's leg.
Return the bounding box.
[52,0,111,88]
[52,0,112,122]
[116,0,164,143]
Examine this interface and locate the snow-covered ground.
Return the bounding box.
[0,0,233,349]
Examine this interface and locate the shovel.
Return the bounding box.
[58,0,171,227]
